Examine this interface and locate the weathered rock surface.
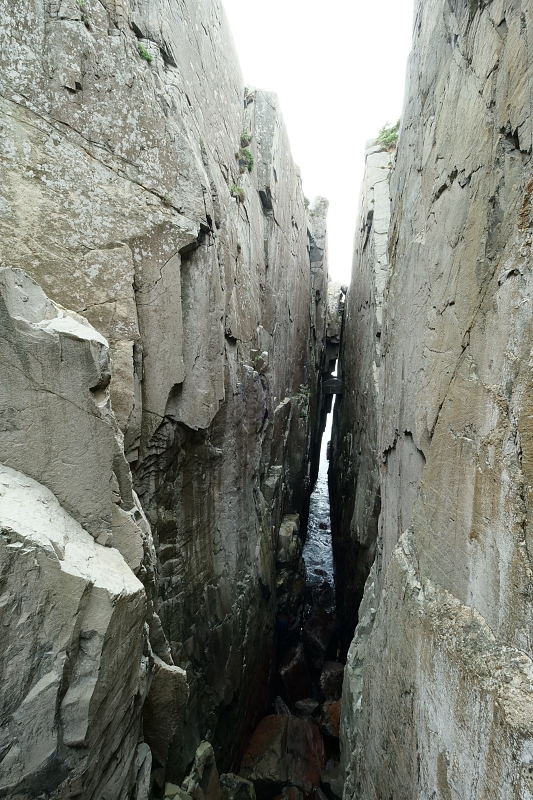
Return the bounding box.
[338,0,533,797]
[0,267,155,798]
[0,0,329,792]
[329,145,392,642]
[0,468,147,797]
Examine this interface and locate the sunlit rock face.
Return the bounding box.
[340,0,533,797]
[0,268,151,799]
[0,0,329,793]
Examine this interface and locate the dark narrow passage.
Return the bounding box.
[238,408,344,800]
[302,413,335,615]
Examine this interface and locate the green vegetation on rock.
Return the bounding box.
[375,119,400,151]
[137,42,153,63]
[230,184,246,203]
[238,147,254,174]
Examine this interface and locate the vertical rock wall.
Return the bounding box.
[329,144,392,642]
[338,0,533,797]
[0,0,329,796]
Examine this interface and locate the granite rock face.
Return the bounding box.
[0,0,329,793]
[339,0,533,797]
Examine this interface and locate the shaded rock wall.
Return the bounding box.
[0,0,329,795]
[329,144,392,642]
[338,0,533,797]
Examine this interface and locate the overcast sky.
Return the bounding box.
[221,0,415,282]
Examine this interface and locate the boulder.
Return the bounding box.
[182,742,222,800]
[165,784,194,800]
[240,715,289,796]
[276,515,302,565]
[240,714,325,797]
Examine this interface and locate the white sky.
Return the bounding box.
[221,0,415,282]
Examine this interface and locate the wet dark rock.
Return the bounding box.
[274,787,304,800]
[294,699,320,717]
[276,558,306,644]
[220,773,257,800]
[274,696,293,716]
[286,717,325,794]
[319,701,341,740]
[302,605,337,671]
[279,642,314,705]
[320,761,344,800]
[319,662,344,702]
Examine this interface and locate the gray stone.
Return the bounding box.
[337,1,533,798]
[0,0,330,789]
[182,742,222,800]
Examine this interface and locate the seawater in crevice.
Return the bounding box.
[303,414,336,616]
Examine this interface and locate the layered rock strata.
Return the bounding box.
[0,268,153,799]
[0,0,329,795]
[338,0,533,797]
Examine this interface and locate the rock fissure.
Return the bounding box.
[7,0,533,798]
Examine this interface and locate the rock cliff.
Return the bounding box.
[0,0,329,796]
[337,0,533,797]
[329,143,392,644]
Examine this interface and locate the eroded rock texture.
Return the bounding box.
[0,0,329,795]
[339,0,533,797]
[0,268,151,799]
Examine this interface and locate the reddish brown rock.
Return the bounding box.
[279,643,314,705]
[240,715,288,797]
[286,717,325,793]
[319,662,344,702]
[302,606,337,671]
[320,701,341,739]
[240,714,325,798]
